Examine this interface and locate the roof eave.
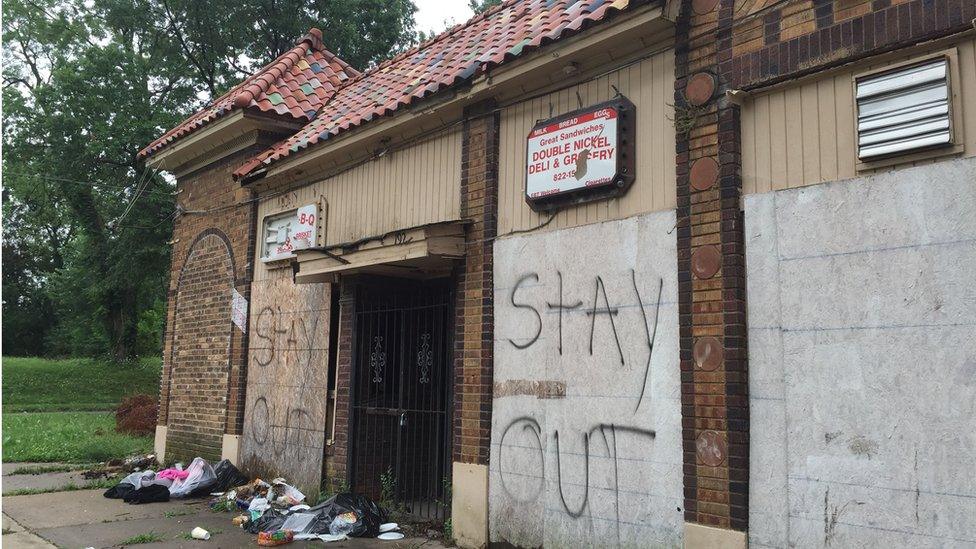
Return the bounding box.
[245,3,671,186]
[146,109,305,175]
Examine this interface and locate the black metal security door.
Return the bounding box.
[351,279,453,521]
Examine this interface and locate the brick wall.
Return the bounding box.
[675,0,749,531]
[729,0,975,89]
[671,0,974,535]
[453,103,499,465]
[159,147,260,462]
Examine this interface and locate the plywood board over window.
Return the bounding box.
[497,47,677,234]
[741,36,976,195]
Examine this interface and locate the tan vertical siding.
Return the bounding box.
[253,126,462,281]
[497,48,676,234]
[742,36,976,194]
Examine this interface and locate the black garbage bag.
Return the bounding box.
[184,459,247,498]
[103,482,136,499]
[244,508,288,534]
[123,484,171,504]
[304,492,387,538]
[212,459,250,492]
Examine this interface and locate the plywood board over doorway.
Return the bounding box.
[239,263,331,491]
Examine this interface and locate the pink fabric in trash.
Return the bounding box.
[158,468,190,481]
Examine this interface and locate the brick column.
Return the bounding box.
[453,102,499,465]
[675,0,749,541]
[450,101,499,548]
[224,186,258,437]
[327,281,356,487]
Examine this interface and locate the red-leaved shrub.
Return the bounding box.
[116,394,158,436]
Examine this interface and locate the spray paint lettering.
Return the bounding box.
[491,214,680,547]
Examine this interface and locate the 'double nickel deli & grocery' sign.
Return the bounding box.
[524,96,635,211]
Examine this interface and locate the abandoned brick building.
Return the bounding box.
[141,0,976,547]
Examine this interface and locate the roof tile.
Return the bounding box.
[234,0,634,179]
[138,28,358,159]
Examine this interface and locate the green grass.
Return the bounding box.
[3,475,120,496]
[2,411,152,463]
[121,531,164,545]
[8,463,93,475]
[2,356,161,413]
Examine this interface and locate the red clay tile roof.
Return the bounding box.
[138,28,359,160]
[234,0,635,179]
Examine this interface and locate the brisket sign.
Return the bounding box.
[524,96,635,211]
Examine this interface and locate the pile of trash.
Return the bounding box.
[103,457,235,503]
[103,456,405,544]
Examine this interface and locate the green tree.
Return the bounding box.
[468,0,501,14]
[2,0,418,360]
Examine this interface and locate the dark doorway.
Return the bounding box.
[350,278,453,521]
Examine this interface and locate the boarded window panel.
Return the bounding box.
[856,58,952,159]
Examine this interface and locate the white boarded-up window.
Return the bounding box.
[855,57,952,160]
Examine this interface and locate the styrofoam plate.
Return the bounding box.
[377,532,405,540]
[379,523,399,532]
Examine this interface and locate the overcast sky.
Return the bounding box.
[415,0,475,35]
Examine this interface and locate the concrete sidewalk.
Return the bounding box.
[2,467,447,549]
[2,462,94,495]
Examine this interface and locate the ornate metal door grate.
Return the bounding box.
[351,279,453,521]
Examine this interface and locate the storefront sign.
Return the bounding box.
[525,96,636,211]
[261,203,319,262]
[292,204,317,250]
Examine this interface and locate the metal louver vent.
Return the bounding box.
[856,57,952,160]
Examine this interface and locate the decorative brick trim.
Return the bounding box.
[453,102,499,465]
[729,0,976,89]
[165,230,235,460]
[675,0,749,531]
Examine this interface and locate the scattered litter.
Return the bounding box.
[257,529,294,546]
[280,512,316,533]
[122,454,156,473]
[248,497,271,514]
[329,512,357,536]
[158,467,190,481]
[271,480,305,506]
[169,457,216,498]
[103,453,396,546]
